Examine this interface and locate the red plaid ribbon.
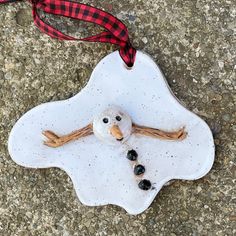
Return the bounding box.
[0,0,136,67]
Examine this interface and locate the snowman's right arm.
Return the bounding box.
[42,123,93,148]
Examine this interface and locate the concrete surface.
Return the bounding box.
[0,0,235,235]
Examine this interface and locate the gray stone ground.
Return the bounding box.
[0,0,235,235]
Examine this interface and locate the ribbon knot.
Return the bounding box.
[0,0,136,67]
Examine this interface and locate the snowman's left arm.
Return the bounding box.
[132,124,187,141]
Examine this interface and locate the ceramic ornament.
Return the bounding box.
[8,51,215,214]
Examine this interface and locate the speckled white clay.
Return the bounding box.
[8,51,215,215]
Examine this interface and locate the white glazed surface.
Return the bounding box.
[8,51,215,215]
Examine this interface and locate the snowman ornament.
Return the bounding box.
[8,51,215,214]
[43,106,186,190]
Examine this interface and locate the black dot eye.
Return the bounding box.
[103,118,109,124]
[116,115,122,121]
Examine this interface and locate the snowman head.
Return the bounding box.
[93,106,132,145]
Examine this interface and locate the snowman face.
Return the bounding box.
[93,106,132,145]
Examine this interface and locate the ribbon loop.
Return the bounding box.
[0,0,136,67]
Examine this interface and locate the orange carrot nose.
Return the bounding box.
[110,125,123,141]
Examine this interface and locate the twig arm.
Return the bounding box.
[132,123,187,140]
[43,123,93,148]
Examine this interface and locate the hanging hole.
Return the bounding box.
[124,63,134,70]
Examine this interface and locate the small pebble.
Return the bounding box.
[142,37,148,44]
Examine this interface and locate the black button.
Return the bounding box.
[138,179,152,190]
[126,149,138,161]
[134,164,145,175]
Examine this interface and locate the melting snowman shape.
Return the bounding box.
[8,51,215,215]
[43,106,187,190]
